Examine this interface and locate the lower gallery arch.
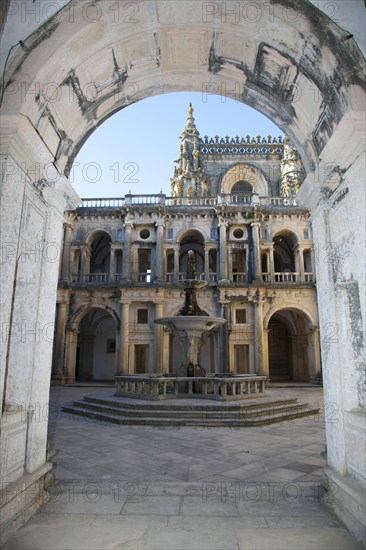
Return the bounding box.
[265,308,319,382]
[65,307,119,382]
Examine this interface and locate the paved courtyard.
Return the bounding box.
[4,386,362,550]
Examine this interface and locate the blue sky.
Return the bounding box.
[72,92,282,198]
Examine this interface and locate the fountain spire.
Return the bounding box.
[179,250,206,317]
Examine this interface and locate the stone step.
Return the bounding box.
[62,400,319,427]
[83,394,299,411]
[69,398,312,420]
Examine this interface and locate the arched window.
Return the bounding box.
[231,180,253,203]
[179,231,204,278]
[90,234,111,273]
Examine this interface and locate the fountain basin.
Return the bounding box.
[154,316,226,332]
[154,315,226,378]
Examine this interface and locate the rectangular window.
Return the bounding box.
[76,229,83,241]
[211,227,217,240]
[137,308,149,324]
[138,249,151,282]
[167,228,174,240]
[236,309,247,324]
[303,228,309,239]
[117,228,123,241]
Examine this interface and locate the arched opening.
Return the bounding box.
[179,230,205,278]
[231,180,253,203]
[268,308,317,381]
[82,231,112,283]
[273,230,298,282]
[75,308,117,381]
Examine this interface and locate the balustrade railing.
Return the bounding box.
[232,272,247,283]
[178,272,205,281]
[274,272,299,283]
[304,272,315,282]
[115,374,266,401]
[166,197,218,206]
[125,194,165,205]
[83,273,109,283]
[79,195,300,209]
[137,272,152,283]
[268,197,297,206]
[75,270,313,285]
[80,198,125,208]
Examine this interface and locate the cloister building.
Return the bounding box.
[52,105,321,384]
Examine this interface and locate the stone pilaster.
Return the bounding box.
[154,302,164,372]
[122,223,133,282]
[118,302,130,374]
[219,222,229,282]
[251,222,262,282]
[155,221,165,282]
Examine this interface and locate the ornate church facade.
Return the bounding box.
[52,105,321,383]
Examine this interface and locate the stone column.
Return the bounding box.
[296,245,305,282]
[114,329,121,376]
[219,222,229,282]
[228,244,233,281]
[162,329,170,373]
[268,243,275,283]
[155,221,165,282]
[60,224,73,281]
[80,246,90,282]
[122,223,133,282]
[219,300,230,372]
[262,327,270,377]
[64,326,78,383]
[204,247,210,282]
[251,222,262,282]
[154,302,164,372]
[253,293,264,374]
[312,325,321,380]
[174,247,180,281]
[109,247,116,282]
[118,303,130,374]
[52,300,68,383]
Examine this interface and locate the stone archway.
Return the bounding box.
[75,307,117,382]
[267,308,318,382]
[220,163,269,196]
[1,0,365,542]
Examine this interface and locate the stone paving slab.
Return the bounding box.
[3,386,363,550]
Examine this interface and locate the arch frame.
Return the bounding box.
[71,303,121,330]
[1,0,365,542]
[220,163,270,196]
[85,228,113,247]
[264,304,316,331]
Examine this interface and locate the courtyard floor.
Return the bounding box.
[3,386,362,550]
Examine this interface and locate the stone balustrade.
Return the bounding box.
[78,195,298,209]
[115,374,266,401]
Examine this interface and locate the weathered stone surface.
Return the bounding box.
[0,0,365,544]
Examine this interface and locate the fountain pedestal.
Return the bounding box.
[154,315,226,376]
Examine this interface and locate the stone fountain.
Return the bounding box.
[154,250,226,376]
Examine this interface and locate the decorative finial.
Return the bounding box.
[188,102,193,116]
